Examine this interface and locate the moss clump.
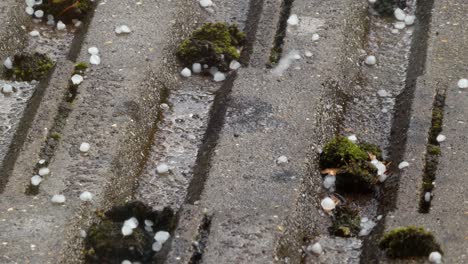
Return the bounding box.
[176,23,246,71]
[379,226,442,258]
[50,132,61,140]
[320,136,382,193]
[84,201,176,263]
[4,53,54,82]
[73,62,88,75]
[427,144,441,156]
[373,0,407,17]
[36,0,93,23]
[329,206,361,237]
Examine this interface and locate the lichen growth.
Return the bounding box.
[4,53,54,82]
[84,201,176,263]
[176,23,246,71]
[320,136,382,193]
[373,0,407,17]
[329,206,361,237]
[379,226,442,258]
[36,0,93,23]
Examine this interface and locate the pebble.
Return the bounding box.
[428,251,442,263]
[312,33,320,41]
[2,84,13,94]
[457,78,468,89]
[321,197,336,211]
[199,0,213,8]
[156,163,169,174]
[307,242,323,255]
[90,55,101,65]
[51,194,66,204]
[213,72,226,82]
[276,155,288,165]
[79,191,93,202]
[229,60,241,71]
[398,161,409,169]
[88,47,99,55]
[29,30,40,37]
[436,134,446,143]
[71,74,84,85]
[405,15,416,26]
[3,57,13,69]
[192,63,202,74]
[38,167,50,176]
[79,142,90,152]
[364,55,377,65]
[347,134,357,143]
[287,14,299,26]
[181,67,192,77]
[30,175,42,186]
[154,231,170,244]
[394,8,406,21]
[57,21,66,30]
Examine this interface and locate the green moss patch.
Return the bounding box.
[320,136,382,193]
[176,23,246,72]
[379,226,442,258]
[73,62,88,75]
[84,201,176,263]
[36,0,93,23]
[329,206,361,237]
[4,53,54,82]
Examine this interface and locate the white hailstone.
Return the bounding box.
[368,0,376,3]
[122,261,132,264]
[160,103,169,110]
[47,14,54,21]
[457,78,468,89]
[209,66,219,76]
[56,21,66,30]
[394,22,406,30]
[192,63,202,74]
[34,10,44,18]
[51,194,66,204]
[124,217,139,229]
[3,57,13,69]
[144,219,154,226]
[29,30,40,37]
[2,84,13,94]
[38,159,46,165]
[377,215,383,220]
[152,241,163,252]
[71,74,84,85]
[213,72,226,82]
[287,14,299,26]
[88,46,99,55]
[378,173,388,183]
[79,191,93,202]
[121,224,133,236]
[305,51,313,57]
[26,0,36,6]
[154,231,170,244]
[199,0,213,8]
[229,60,241,71]
[293,54,301,60]
[321,197,336,211]
[312,33,320,41]
[90,55,101,65]
[26,6,34,15]
[308,242,323,255]
[47,19,55,26]
[374,162,386,176]
[398,161,409,169]
[347,134,357,143]
[276,155,288,165]
[359,220,377,236]
[323,175,336,189]
[378,89,389,97]
[79,142,90,152]
[74,20,82,28]
[364,55,377,65]
[115,25,131,34]
[156,163,169,174]
[145,225,154,232]
[424,192,431,202]
[391,28,399,34]
[38,167,50,176]
[428,251,442,263]
[181,67,192,77]
[30,175,42,186]
[436,134,446,143]
[80,229,87,238]
[405,15,416,26]
[394,8,406,21]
